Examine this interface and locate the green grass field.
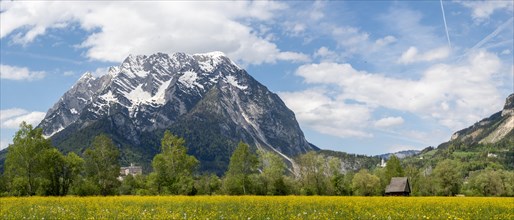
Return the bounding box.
[1,196,513,219]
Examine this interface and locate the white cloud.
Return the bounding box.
[398,46,450,64]
[501,49,511,55]
[374,117,404,128]
[460,1,514,21]
[375,35,397,48]
[0,64,45,81]
[0,1,308,65]
[63,71,75,76]
[387,145,421,153]
[284,22,307,36]
[0,108,46,129]
[378,6,445,56]
[309,6,452,76]
[0,108,28,121]
[332,26,371,55]
[291,50,504,134]
[92,67,110,77]
[313,47,343,63]
[276,52,312,63]
[279,89,372,138]
[309,1,325,21]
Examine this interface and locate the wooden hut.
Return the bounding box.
[385,177,411,196]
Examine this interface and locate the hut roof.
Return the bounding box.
[385,177,410,193]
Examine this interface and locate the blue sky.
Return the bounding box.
[1,1,513,155]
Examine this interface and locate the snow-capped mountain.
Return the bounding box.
[38,52,317,173]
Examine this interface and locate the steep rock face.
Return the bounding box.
[448,93,514,145]
[39,72,111,137]
[37,52,317,174]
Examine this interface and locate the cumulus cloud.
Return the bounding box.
[325,25,399,63]
[0,108,46,129]
[313,47,343,63]
[459,1,514,21]
[0,1,308,65]
[0,64,45,81]
[398,46,450,64]
[332,26,371,55]
[279,89,372,138]
[289,50,504,136]
[374,117,404,128]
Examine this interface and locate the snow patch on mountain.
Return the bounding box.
[126,85,152,105]
[194,51,241,71]
[197,59,216,72]
[226,75,247,90]
[78,72,94,81]
[100,90,118,103]
[43,125,64,139]
[152,79,172,105]
[121,55,149,78]
[179,71,204,89]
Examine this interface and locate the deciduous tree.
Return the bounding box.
[223,142,258,195]
[296,152,328,195]
[433,159,462,196]
[4,122,52,195]
[385,155,404,184]
[465,168,505,196]
[258,150,287,195]
[351,169,381,196]
[151,131,198,195]
[84,134,120,196]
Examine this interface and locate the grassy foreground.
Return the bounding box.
[1,196,513,219]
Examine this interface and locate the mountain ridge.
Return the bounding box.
[444,93,514,147]
[403,93,514,170]
[36,52,318,174]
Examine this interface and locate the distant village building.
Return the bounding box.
[378,158,387,168]
[385,177,411,196]
[119,163,142,180]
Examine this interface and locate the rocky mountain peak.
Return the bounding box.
[37,52,317,173]
[502,93,514,116]
[78,71,94,81]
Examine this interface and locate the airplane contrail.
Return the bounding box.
[453,14,514,61]
[470,17,514,52]
[440,0,451,49]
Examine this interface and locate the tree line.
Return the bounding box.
[1,122,513,197]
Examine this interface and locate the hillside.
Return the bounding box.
[403,93,514,170]
[318,150,380,172]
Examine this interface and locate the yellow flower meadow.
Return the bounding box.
[1,196,513,219]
